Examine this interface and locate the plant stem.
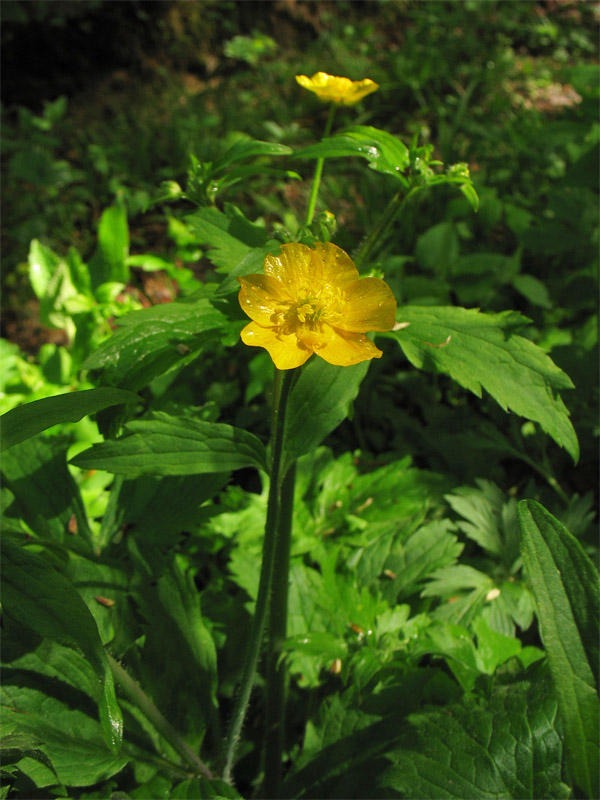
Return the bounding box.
[107,654,214,780]
[353,189,406,270]
[222,368,295,783]
[305,103,337,226]
[263,460,297,798]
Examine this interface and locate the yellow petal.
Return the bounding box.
[318,328,383,366]
[337,277,397,333]
[240,322,312,370]
[295,73,378,105]
[264,242,359,296]
[238,274,291,327]
[342,79,379,105]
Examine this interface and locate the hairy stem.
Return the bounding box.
[263,460,297,798]
[222,368,295,783]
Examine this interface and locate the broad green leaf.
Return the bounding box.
[0,387,139,452]
[284,663,567,799]
[284,358,370,466]
[518,500,599,799]
[71,412,267,476]
[92,203,129,285]
[212,137,292,172]
[185,204,267,271]
[378,662,569,800]
[294,125,410,182]
[1,538,123,754]
[2,436,93,544]
[82,297,229,391]
[383,306,579,462]
[1,681,128,787]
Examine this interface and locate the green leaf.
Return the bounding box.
[383,306,579,462]
[512,274,552,309]
[91,203,130,285]
[0,388,139,452]
[71,412,267,476]
[185,205,267,271]
[28,239,78,333]
[1,538,123,754]
[82,297,229,391]
[284,662,568,799]
[215,242,282,296]
[295,125,410,183]
[212,138,292,173]
[518,500,599,799]
[284,358,370,465]
[2,436,93,544]
[378,662,570,800]
[1,680,128,787]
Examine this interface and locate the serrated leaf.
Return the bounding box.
[284,358,369,466]
[378,663,569,799]
[1,681,128,787]
[82,298,229,391]
[383,306,578,462]
[185,205,267,271]
[518,500,599,799]
[284,663,568,799]
[0,388,139,452]
[1,538,123,754]
[71,412,267,476]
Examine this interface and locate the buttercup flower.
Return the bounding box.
[295,72,379,106]
[238,242,396,370]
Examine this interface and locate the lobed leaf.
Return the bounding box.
[82,297,229,391]
[185,204,268,271]
[382,306,579,462]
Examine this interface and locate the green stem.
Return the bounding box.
[222,368,295,783]
[305,103,337,226]
[263,460,297,798]
[107,654,214,779]
[353,189,406,270]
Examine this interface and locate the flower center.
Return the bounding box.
[295,298,325,323]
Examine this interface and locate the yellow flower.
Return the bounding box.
[238,243,396,370]
[295,72,379,106]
